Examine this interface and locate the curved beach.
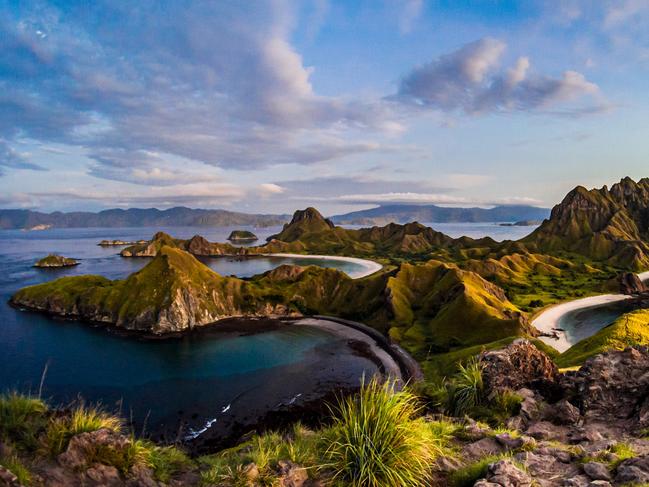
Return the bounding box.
[266,253,383,279]
[533,269,649,352]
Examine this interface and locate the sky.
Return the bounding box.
[1,0,649,216]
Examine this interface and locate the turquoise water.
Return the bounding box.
[0,227,377,444]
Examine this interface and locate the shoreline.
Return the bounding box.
[265,253,383,278]
[532,269,649,353]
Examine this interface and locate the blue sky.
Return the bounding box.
[1,0,648,215]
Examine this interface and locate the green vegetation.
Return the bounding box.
[0,392,48,451]
[45,404,122,456]
[449,454,521,487]
[323,378,440,487]
[0,391,194,484]
[558,309,649,367]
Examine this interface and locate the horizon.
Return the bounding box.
[2,2,649,214]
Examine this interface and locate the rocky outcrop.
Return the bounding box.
[526,177,649,269]
[121,232,248,258]
[480,339,560,397]
[560,346,649,431]
[617,271,649,295]
[33,254,79,268]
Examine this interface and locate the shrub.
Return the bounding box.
[447,358,485,416]
[149,445,192,482]
[323,377,439,487]
[0,392,48,451]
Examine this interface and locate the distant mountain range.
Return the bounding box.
[331,204,550,225]
[0,207,290,230]
[0,204,552,230]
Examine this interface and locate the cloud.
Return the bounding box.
[394,38,607,115]
[0,140,46,175]
[305,192,544,207]
[0,1,395,179]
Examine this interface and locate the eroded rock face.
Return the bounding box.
[561,346,649,430]
[480,339,560,398]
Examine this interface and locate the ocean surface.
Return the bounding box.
[0,222,537,445]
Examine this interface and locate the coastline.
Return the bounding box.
[265,253,383,279]
[532,269,649,353]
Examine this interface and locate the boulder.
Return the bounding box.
[473,460,532,487]
[582,462,611,481]
[615,455,649,484]
[276,460,308,487]
[58,428,130,471]
[480,340,560,398]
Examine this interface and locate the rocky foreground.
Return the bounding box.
[3,343,649,486]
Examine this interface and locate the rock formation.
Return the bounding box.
[33,254,79,268]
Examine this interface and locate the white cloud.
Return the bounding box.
[395,38,607,115]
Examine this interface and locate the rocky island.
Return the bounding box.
[227,230,258,242]
[33,254,79,268]
[98,239,148,246]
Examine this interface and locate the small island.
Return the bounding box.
[227,230,258,242]
[499,219,542,227]
[98,239,148,246]
[33,254,79,268]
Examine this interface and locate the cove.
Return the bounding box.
[533,271,649,352]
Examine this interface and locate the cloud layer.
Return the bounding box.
[396,38,604,115]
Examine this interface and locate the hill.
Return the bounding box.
[12,246,530,350]
[0,207,288,230]
[331,204,550,225]
[525,177,649,270]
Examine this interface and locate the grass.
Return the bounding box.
[45,404,122,456]
[449,454,522,487]
[0,392,48,451]
[0,454,32,485]
[558,309,649,367]
[323,377,439,487]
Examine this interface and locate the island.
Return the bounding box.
[226,230,258,242]
[33,254,79,268]
[98,239,148,246]
[499,219,542,227]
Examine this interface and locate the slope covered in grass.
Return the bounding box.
[557,309,649,367]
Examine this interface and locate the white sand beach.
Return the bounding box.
[266,253,383,279]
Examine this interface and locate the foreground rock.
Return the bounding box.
[33,254,79,268]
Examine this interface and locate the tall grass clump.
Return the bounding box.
[0,454,32,485]
[323,377,438,487]
[448,358,485,416]
[45,404,122,456]
[0,392,48,450]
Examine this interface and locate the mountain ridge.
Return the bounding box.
[0,207,290,229]
[331,204,550,225]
